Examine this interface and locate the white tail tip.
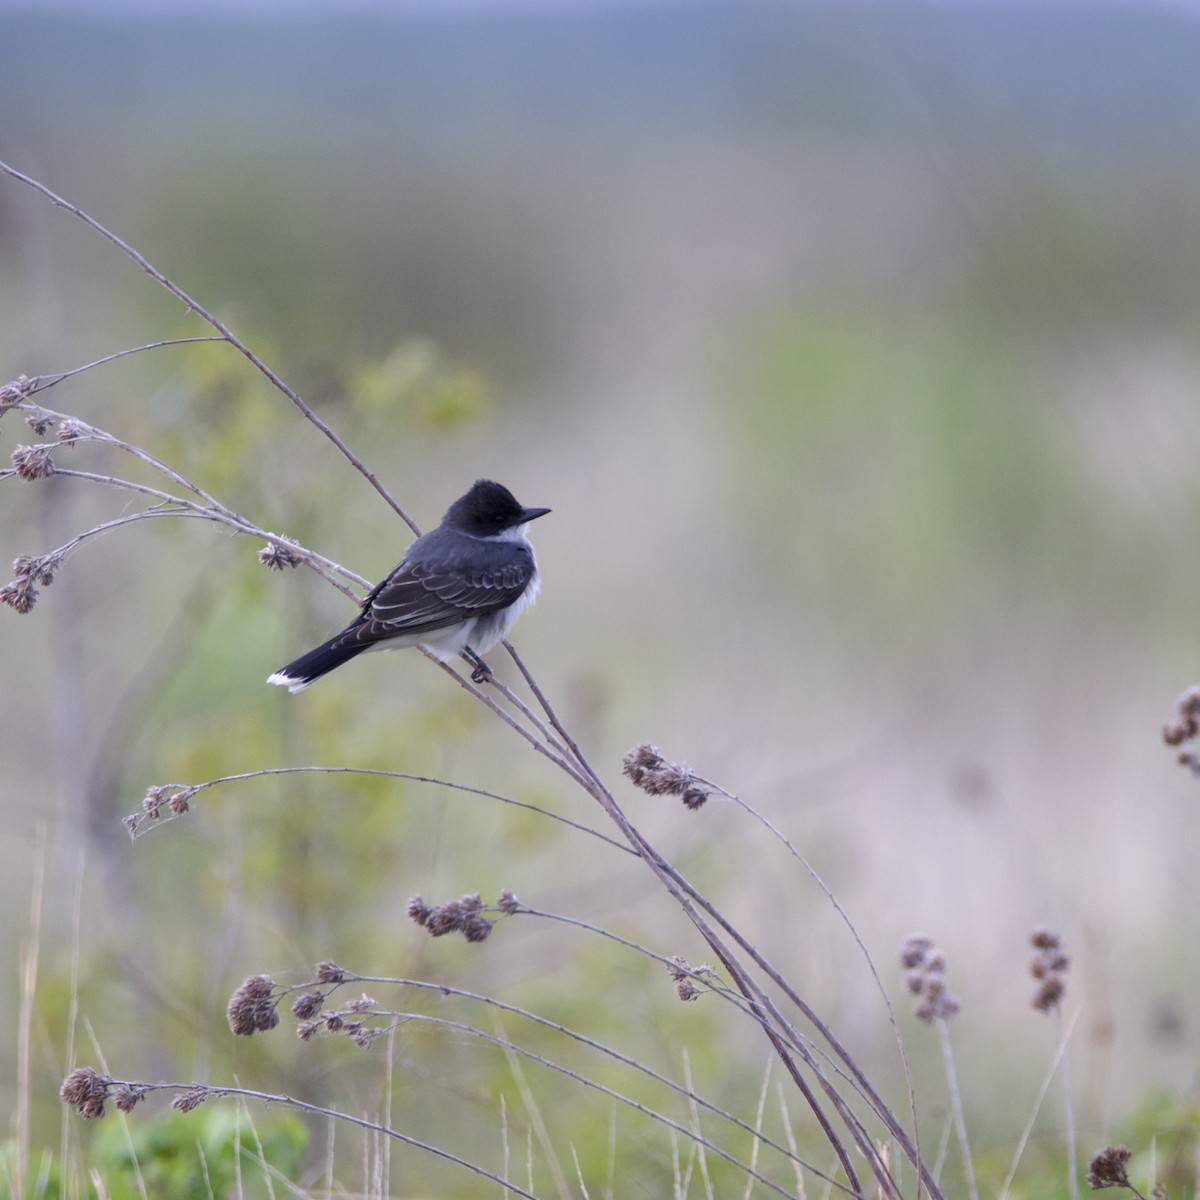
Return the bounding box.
[267,671,311,694]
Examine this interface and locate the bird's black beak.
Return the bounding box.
[521,506,551,522]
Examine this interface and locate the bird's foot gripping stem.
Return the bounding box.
[464,648,492,684]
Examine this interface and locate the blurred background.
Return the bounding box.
[4,0,1200,1194]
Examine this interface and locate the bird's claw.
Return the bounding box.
[470,662,492,684]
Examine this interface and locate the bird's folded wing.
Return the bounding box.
[361,557,533,636]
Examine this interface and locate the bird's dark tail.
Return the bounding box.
[267,637,367,694]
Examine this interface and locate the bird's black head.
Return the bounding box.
[444,479,551,535]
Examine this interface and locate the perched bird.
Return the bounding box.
[268,479,549,693]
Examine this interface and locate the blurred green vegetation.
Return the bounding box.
[6,3,1200,1196]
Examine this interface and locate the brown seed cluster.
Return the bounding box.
[135,785,198,827]
[172,1087,209,1113]
[258,538,303,570]
[1086,1145,1132,1190]
[0,374,34,413]
[408,892,494,943]
[1164,688,1200,777]
[1,553,60,615]
[1030,927,1070,1014]
[666,954,716,1002]
[227,974,281,1037]
[60,1066,112,1119]
[900,934,962,1023]
[297,992,383,1049]
[10,443,55,480]
[622,743,711,810]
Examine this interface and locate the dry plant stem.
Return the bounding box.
[8,400,371,593]
[346,972,775,1164]
[2,160,922,1197]
[504,642,605,789]
[522,903,890,1113]
[607,799,928,1198]
[698,775,923,1196]
[501,653,921,1195]
[127,765,630,852]
[1056,1006,1079,1200]
[10,464,365,601]
[375,1010,804,1200]
[477,670,579,767]
[998,1007,1081,1200]
[0,158,419,533]
[589,802,878,1197]
[18,338,227,392]
[936,1018,978,1200]
[84,1077,541,1200]
[638,819,935,1195]
[429,655,594,790]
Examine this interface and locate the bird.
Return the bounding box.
[267,479,549,693]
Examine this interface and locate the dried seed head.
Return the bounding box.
[1086,1145,1132,1189]
[11,444,54,480]
[899,934,933,970]
[497,888,519,915]
[0,579,37,614]
[227,974,280,1036]
[259,538,303,570]
[61,1067,110,1119]
[291,991,325,1020]
[676,980,701,1002]
[57,418,84,443]
[901,936,961,1023]
[172,1087,209,1113]
[1029,927,1069,1013]
[16,555,58,586]
[1164,688,1200,747]
[0,375,34,412]
[622,743,711,809]
[1178,750,1200,777]
[463,914,494,943]
[24,411,53,436]
[143,786,167,819]
[1033,976,1066,1014]
[346,994,376,1013]
[297,1020,320,1042]
[324,1014,344,1032]
[315,960,346,984]
[666,955,691,982]
[412,892,495,943]
[168,788,194,816]
[114,1085,147,1113]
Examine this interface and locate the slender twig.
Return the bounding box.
[12,466,365,600]
[998,1007,1081,1200]
[74,1075,539,1200]
[429,654,595,791]
[936,1019,978,1200]
[18,338,227,392]
[368,1009,803,1200]
[698,774,923,1194]
[0,158,419,532]
[125,764,630,852]
[1057,1005,1080,1200]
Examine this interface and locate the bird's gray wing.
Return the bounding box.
[334,535,535,649]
